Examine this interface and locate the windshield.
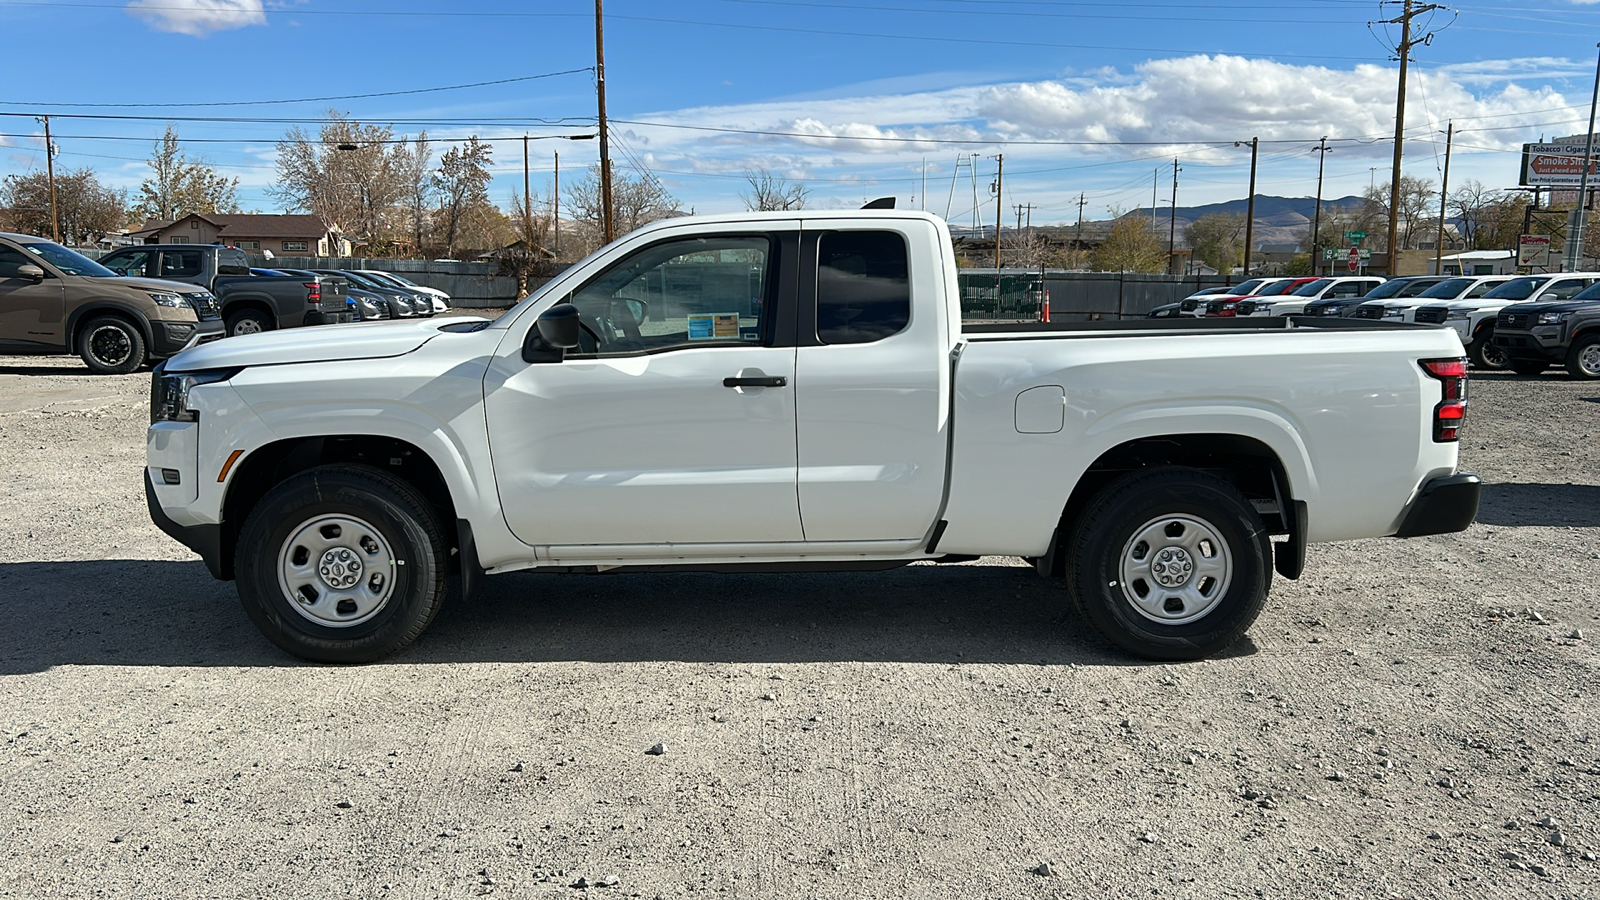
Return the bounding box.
[18,241,117,277]
[382,272,421,287]
[1231,279,1266,295]
[1292,278,1332,297]
[1361,278,1413,299]
[1483,277,1549,300]
[1256,280,1301,296]
[1572,282,1600,302]
[1419,278,1472,299]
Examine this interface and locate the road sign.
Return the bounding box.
[1345,230,1367,242]
[1518,234,1553,267]
[1520,142,1600,187]
[1347,247,1360,271]
[1323,248,1341,261]
[1358,249,1372,260]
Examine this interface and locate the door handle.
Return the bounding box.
[723,375,787,388]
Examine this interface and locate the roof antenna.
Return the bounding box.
[861,197,896,209]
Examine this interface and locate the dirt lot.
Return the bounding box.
[2,353,1597,900]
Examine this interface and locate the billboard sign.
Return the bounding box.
[1518,234,1553,267]
[1520,141,1600,187]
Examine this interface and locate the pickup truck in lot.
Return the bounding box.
[145,211,1480,663]
[99,244,351,336]
[1491,283,1600,377]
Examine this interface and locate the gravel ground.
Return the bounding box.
[1,353,1598,899]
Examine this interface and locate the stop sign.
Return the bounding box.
[1347,247,1360,271]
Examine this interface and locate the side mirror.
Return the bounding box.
[613,298,647,324]
[17,264,44,283]
[522,302,581,363]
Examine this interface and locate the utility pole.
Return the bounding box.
[1076,193,1087,264]
[1312,136,1331,275]
[522,135,532,245]
[1565,42,1600,272]
[992,154,1004,269]
[921,157,926,212]
[1382,0,1444,274]
[41,115,59,243]
[1152,169,1159,229]
[1242,137,1259,278]
[1435,121,1453,275]
[1168,157,1180,273]
[594,0,615,244]
[554,151,561,256]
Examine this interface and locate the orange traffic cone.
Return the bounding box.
[1040,290,1051,323]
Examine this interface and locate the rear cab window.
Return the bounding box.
[815,231,910,344]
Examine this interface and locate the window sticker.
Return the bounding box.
[687,313,742,340]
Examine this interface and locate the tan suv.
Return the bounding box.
[0,232,224,374]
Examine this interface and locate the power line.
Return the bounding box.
[0,69,594,109]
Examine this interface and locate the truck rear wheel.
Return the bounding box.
[77,315,146,375]
[1565,334,1600,379]
[1066,468,1270,660]
[226,309,273,336]
[235,465,448,663]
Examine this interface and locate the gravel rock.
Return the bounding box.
[1139,832,1158,844]
[1548,831,1567,846]
[1032,862,1054,876]
[645,742,667,756]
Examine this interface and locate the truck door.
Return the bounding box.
[793,222,950,541]
[485,226,805,548]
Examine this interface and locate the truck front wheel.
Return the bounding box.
[1468,326,1508,370]
[77,315,146,375]
[235,465,448,663]
[1565,334,1600,379]
[1066,468,1270,661]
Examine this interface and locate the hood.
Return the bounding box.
[1509,299,1600,316]
[165,320,447,372]
[102,275,211,295]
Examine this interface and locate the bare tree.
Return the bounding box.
[391,133,433,256]
[270,111,407,245]
[739,168,807,211]
[499,188,557,295]
[1363,177,1436,250]
[134,125,239,222]
[565,165,681,252]
[1,168,126,244]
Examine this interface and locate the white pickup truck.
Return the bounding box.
[145,210,1480,663]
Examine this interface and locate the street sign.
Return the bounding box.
[1358,249,1372,260]
[1323,248,1341,261]
[1345,231,1367,242]
[1518,234,1553,267]
[1347,247,1360,271]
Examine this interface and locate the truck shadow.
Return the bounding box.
[1474,482,1600,528]
[0,558,1257,674]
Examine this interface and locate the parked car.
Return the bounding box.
[1205,277,1317,316]
[0,231,223,373]
[1147,302,1183,318]
[346,287,393,321]
[311,269,434,318]
[1239,276,1385,317]
[1411,273,1600,370]
[1303,275,1447,317]
[1182,278,1289,316]
[355,270,452,313]
[98,244,351,336]
[147,209,1479,664]
[1491,281,1600,377]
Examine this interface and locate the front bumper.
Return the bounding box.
[1394,472,1480,537]
[152,318,225,357]
[145,469,227,579]
[1493,328,1564,361]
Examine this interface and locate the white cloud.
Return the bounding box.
[126,0,266,36]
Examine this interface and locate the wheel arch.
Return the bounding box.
[1036,432,1297,578]
[218,434,460,581]
[220,295,280,328]
[67,301,156,350]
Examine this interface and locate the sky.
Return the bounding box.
[2,0,1600,228]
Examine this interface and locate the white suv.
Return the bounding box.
[1412,273,1600,369]
[1354,274,1512,323]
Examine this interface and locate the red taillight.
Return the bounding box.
[304,282,322,305]
[1420,357,1469,442]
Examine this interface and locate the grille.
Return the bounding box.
[1236,300,1258,315]
[1499,311,1529,329]
[1351,305,1385,320]
[186,292,221,320]
[1180,298,1199,311]
[1205,299,1230,315]
[1413,307,1447,324]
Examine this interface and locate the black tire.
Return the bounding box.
[225,308,274,336]
[1564,333,1600,379]
[235,465,448,663]
[77,315,146,375]
[1066,468,1271,661]
[1468,327,1509,370]
[1508,359,1548,377]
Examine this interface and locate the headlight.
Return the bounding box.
[147,291,187,308]
[1381,306,1405,318]
[1536,311,1570,325]
[150,368,239,424]
[1444,311,1470,320]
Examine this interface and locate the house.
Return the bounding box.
[128,213,351,257]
